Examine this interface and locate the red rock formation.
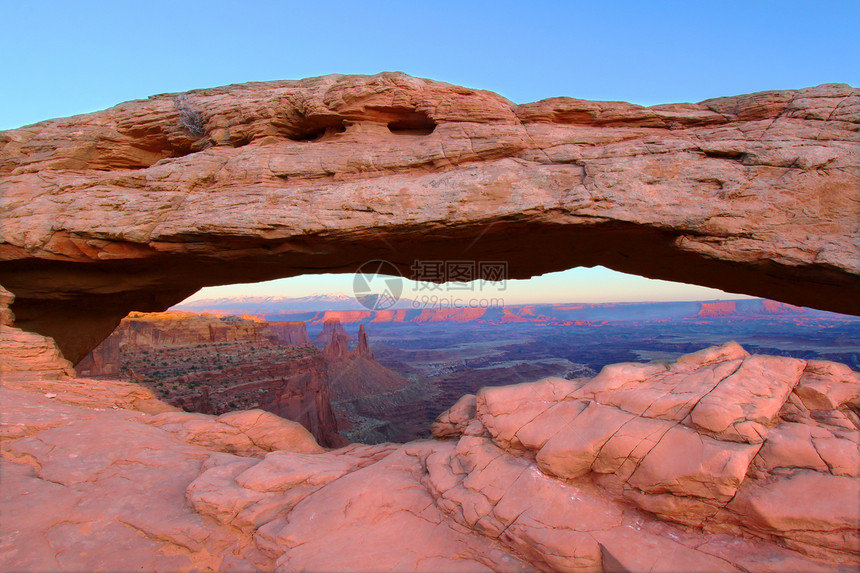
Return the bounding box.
[323,323,430,443]
[4,333,857,571]
[267,320,310,345]
[314,317,354,345]
[319,322,373,363]
[0,286,74,381]
[697,300,737,317]
[0,285,13,327]
[322,329,350,362]
[761,299,806,314]
[1,76,857,363]
[431,342,860,568]
[354,323,373,359]
[77,312,345,447]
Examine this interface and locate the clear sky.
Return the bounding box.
[3,1,856,304]
[181,267,751,305]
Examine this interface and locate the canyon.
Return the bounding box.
[76,311,344,447]
[182,296,860,442]
[78,297,860,449]
[76,311,433,445]
[1,75,859,571]
[324,323,436,443]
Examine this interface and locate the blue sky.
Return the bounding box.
[3,0,858,129]
[3,1,857,304]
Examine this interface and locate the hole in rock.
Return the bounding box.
[387,111,437,135]
[702,149,749,162]
[286,118,348,141]
[73,267,860,449]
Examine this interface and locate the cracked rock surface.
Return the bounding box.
[2,288,858,572]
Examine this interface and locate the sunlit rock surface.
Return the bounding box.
[1,74,858,362]
[2,287,857,573]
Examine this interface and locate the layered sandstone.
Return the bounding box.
[0,287,75,382]
[315,317,354,345]
[266,320,310,345]
[77,311,345,447]
[0,75,857,362]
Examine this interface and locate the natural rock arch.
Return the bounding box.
[1,73,857,363]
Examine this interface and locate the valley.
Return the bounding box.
[76,296,860,446]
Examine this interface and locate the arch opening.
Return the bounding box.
[68,267,860,446]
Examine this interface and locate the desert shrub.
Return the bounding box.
[174,94,206,137]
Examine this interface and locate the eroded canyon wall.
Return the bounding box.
[77,312,345,447]
[322,322,434,443]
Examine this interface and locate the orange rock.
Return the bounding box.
[0,305,75,381]
[795,359,860,412]
[432,342,860,566]
[689,354,806,443]
[730,470,860,555]
[1,78,858,364]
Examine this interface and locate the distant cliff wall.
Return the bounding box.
[78,312,345,447]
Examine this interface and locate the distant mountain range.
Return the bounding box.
[173,295,855,326]
[174,293,374,313]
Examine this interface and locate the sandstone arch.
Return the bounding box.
[1,73,857,363]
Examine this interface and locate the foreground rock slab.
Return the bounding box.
[2,334,858,571]
[1,74,858,362]
[432,342,860,570]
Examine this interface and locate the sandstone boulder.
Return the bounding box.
[433,342,860,564]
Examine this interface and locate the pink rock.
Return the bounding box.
[689,354,806,443]
[0,324,75,381]
[795,360,860,411]
[432,393,477,439]
[2,79,858,366]
[627,425,760,503]
[754,422,830,473]
[593,527,744,573]
[535,401,636,479]
[146,408,324,456]
[812,436,860,477]
[476,377,579,449]
[0,284,14,326]
[730,470,860,555]
[3,331,859,572]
